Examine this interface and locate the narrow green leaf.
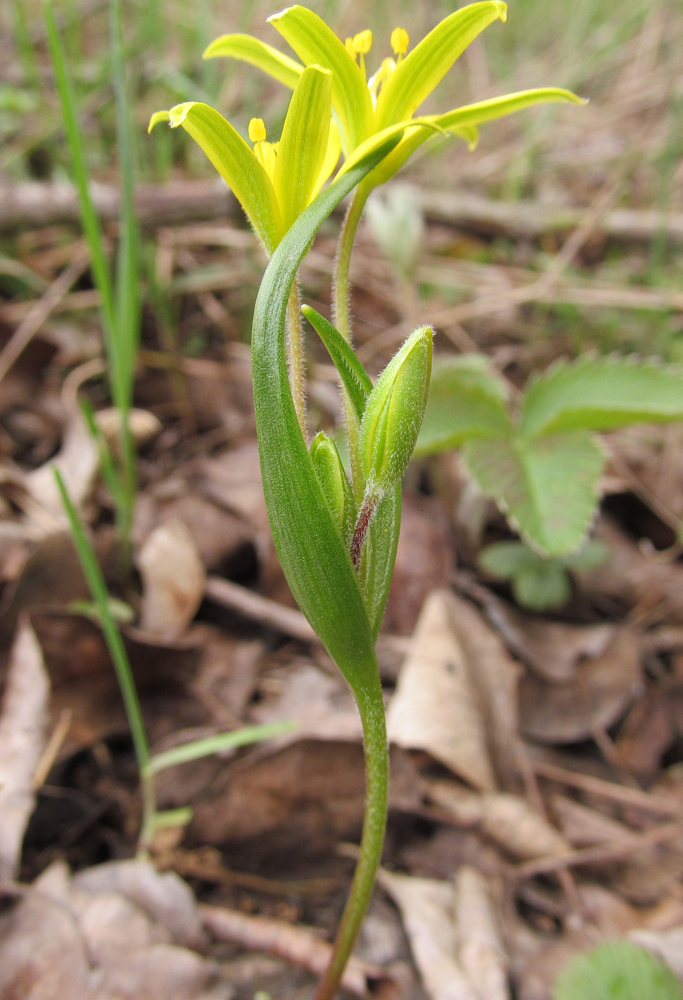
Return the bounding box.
[337,117,442,180]
[464,430,605,556]
[520,355,683,438]
[374,1,507,130]
[45,3,116,349]
[553,941,683,1000]
[416,354,511,455]
[153,102,282,253]
[275,65,332,229]
[361,122,478,190]
[203,33,303,89]
[435,87,585,134]
[302,304,372,419]
[251,134,401,689]
[149,721,296,773]
[268,5,373,156]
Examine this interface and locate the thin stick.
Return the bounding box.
[530,758,683,818]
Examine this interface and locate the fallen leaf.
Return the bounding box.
[0,618,50,880]
[95,407,162,450]
[387,590,497,791]
[25,410,98,521]
[137,520,206,638]
[455,866,509,1000]
[552,795,639,848]
[519,629,641,743]
[378,869,478,1000]
[429,781,571,861]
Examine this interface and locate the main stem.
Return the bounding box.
[333,184,371,502]
[314,671,388,1000]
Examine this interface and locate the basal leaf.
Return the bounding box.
[151,102,282,253]
[435,87,585,133]
[268,5,373,156]
[275,65,332,229]
[553,941,683,1000]
[374,1,507,130]
[520,355,683,438]
[513,561,572,610]
[301,304,372,419]
[464,430,605,556]
[251,133,400,690]
[203,33,303,89]
[479,540,541,578]
[415,354,511,455]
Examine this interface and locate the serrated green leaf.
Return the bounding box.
[415,354,511,455]
[268,5,373,156]
[521,355,683,438]
[203,33,303,89]
[302,304,372,419]
[275,65,332,229]
[464,430,605,556]
[513,561,572,610]
[373,1,507,130]
[152,102,282,254]
[251,132,401,690]
[553,941,683,1000]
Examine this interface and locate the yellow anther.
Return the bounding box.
[345,37,355,57]
[352,29,372,55]
[248,117,267,143]
[390,27,409,56]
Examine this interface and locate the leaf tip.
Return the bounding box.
[267,5,296,24]
[496,1,508,23]
[168,102,196,128]
[148,110,170,134]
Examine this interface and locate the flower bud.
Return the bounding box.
[310,432,357,543]
[359,325,433,494]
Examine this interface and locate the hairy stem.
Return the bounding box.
[287,281,307,437]
[314,671,388,1000]
[332,184,370,502]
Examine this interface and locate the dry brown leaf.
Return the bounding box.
[429,781,570,861]
[0,860,230,1000]
[455,866,509,1000]
[253,664,361,741]
[0,618,50,880]
[95,407,162,449]
[519,628,641,743]
[387,590,497,791]
[445,594,523,789]
[137,520,206,638]
[378,869,477,1000]
[201,903,389,997]
[552,794,637,847]
[26,411,98,521]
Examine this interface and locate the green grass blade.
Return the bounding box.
[149,721,296,773]
[45,3,116,352]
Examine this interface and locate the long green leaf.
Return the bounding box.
[374,1,507,130]
[275,66,332,229]
[302,304,372,419]
[251,136,400,689]
[203,33,303,89]
[151,102,282,253]
[416,355,511,454]
[520,355,683,438]
[45,3,116,350]
[268,5,373,156]
[149,721,296,773]
[464,430,604,555]
[362,122,478,190]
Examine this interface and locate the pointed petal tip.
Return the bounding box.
[267,5,296,23]
[496,1,508,22]
[168,102,196,128]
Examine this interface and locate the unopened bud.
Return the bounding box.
[360,326,433,494]
[310,432,357,543]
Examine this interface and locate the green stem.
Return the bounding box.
[314,670,388,1000]
[287,281,307,437]
[332,183,371,502]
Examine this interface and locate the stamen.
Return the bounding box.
[390,27,409,58]
[352,29,372,55]
[248,118,267,143]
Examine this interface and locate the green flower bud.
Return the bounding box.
[359,325,433,495]
[310,431,357,543]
